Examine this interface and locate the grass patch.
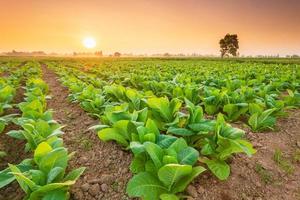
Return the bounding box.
[75,134,93,151]
[254,163,273,184]
[112,181,119,192]
[273,149,294,174]
[81,138,93,150]
[0,151,7,158]
[293,149,300,163]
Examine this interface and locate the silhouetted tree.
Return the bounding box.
[219,34,239,58]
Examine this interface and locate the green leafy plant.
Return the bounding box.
[168,112,255,180]
[97,118,159,148]
[223,103,248,122]
[18,99,53,122]
[284,89,300,108]
[0,114,18,133]
[100,103,148,125]
[7,119,64,152]
[0,159,34,189]
[248,103,277,132]
[202,88,226,115]
[127,138,205,200]
[8,141,85,200]
[146,97,182,130]
[172,84,201,105]
[198,114,255,180]
[0,85,15,106]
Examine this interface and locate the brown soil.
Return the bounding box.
[0,72,10,77]
[41,64,132,200]
[190,110,300,200]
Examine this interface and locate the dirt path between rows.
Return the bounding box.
[41,64,132,200]
[191,110,300,200]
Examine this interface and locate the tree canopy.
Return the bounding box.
[219,34,239,58]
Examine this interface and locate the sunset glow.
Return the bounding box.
[0,0,299,55]
[83,37,96,49]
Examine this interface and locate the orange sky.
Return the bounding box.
[0,0,300,55]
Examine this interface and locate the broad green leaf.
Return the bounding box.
[41,190,67,200]
[157,135,177,149]
[126,172,167,200]
[98,128,129,147]
[162,156,178,165]
[188,120,215,132]
[168,138,188,154]
[144,142,164,169]
[158,164,192,190]
[248,113,258,131]
[130,154,146,174]
[30,181,75,200]
[171,166,206,193]
[0,121,5,133]
[47,167,64,184]
[34,142,53,164]
[6,130,26,140]
[160,193,180,200]
[177,147,199,165]
[130,142,145,155]
[30,170,46,185]
[39,147,68,174]
[203,159,230,180]
[9,164,39,193]
[0,159,33,189]
[146,118,160,137]
[167,127,194,136]
[63,167,85,182]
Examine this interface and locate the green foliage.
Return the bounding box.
[284,89,300,108]
[0,85,15,105]
[127,165,205,200]
[202,88,225,115]
[223,103,248,122]
[127,138,204,199]
[8,142,85,200]
[146,97,181,130]
[0,114,18,134]
[248,104,277,132]
[44,57,300,199]
[0,63,84,199]
[7,119,64,151]
[169,111,255,180]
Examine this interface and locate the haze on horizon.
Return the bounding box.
[0,0,300,56]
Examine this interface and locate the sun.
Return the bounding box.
[83,37,96,49]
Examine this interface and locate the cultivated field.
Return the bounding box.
[0,57,299,200]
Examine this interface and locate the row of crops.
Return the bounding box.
[0,61,85,199]
[42,58,300,200]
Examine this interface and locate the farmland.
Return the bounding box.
[0,57,299,200]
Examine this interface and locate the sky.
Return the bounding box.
[0,0,300,56]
